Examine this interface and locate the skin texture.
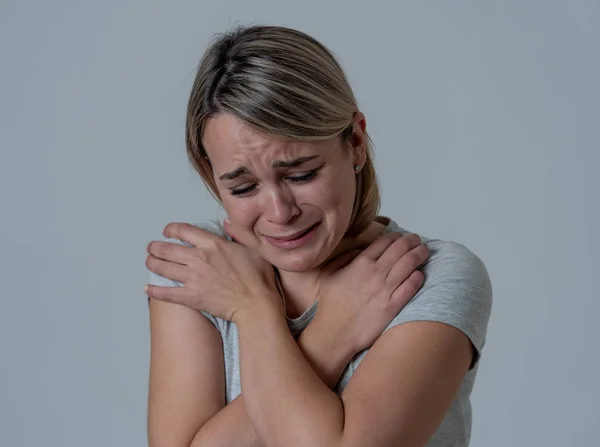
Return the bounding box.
[202,112,371,316]
[146,227,435,447]
[146,111,475,447]
[204,112,364,271]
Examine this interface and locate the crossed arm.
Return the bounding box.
[147,297,473,447]
[148,296,359,447]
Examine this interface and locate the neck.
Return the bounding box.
[276,216,389,319]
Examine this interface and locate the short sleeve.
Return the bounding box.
[146,220,230,331]
[384,239,493,369]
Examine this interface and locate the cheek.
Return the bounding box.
[314,171,356,213]
[221,197,259,231]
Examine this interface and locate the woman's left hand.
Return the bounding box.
[145,222,281,322]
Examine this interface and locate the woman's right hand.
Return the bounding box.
[313,232,429,356]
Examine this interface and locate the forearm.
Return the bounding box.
[190,394,260,447]
[236,305,348,447]
[191,314,354,447]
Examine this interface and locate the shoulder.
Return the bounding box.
[147,219,231,328]
[384,219,493,366]
[424,238,492,299]
[175,219,231,245]
[148,219,230,287]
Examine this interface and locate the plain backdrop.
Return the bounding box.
[1,1,598,446]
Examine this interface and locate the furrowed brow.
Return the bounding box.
[219,155,319,181]
[272,155,319,169]
[219,167,248,181]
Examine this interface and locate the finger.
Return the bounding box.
[360,232,404,260]
[145,283,190,306]
[377,233,423,272]
[389,270,425,308]
[145,254,189,284]
[323,249,362,273]
[146,240,196,265]
[384,244,429,287]
[163,222,220,249]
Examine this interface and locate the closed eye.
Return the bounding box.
[230,168,321,197]
[230,184,257,196]
[286,169,319,183]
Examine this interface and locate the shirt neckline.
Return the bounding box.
[285,216,401,331]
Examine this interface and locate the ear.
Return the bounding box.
[350,111,368,168]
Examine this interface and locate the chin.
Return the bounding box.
[268,251,325,273]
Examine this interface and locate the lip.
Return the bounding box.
[263,222,321,249]
[268,225,316,241]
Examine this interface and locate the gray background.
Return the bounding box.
[1,0,598,445]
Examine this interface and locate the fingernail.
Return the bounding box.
[144,285,148,294]
[224,218,230,225]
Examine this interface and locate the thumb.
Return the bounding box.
[323,249,362,274]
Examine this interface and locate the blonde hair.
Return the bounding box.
[185,25,380,237]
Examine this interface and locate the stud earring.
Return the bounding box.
[354,165,361,172]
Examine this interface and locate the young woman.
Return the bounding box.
[145,25,492,447]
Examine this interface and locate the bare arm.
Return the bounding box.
[148,297,355,447]
[147,298,226,447]
[147,228,433,446]
[236,304,473,447]
[190,321,353,446]
[229,239,490,447]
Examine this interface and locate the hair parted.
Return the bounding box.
[185,25,380,237]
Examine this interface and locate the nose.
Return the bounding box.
[263,186,300,225]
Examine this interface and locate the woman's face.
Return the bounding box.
[202,113,367,272]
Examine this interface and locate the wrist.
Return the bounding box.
[232,290,284,327]
[297,319,356,389]
[312,311,361,358]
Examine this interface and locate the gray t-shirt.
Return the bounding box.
[148,217,492,446]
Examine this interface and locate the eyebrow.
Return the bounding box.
[218,155,319,181]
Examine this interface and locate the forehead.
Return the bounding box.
[202,114,336,169]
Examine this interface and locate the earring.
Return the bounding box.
[354,165,361,172]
